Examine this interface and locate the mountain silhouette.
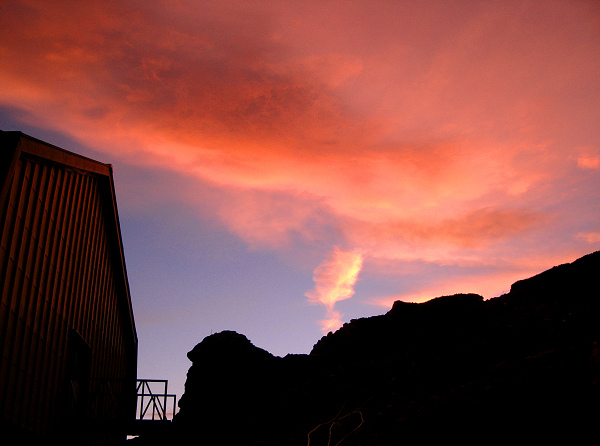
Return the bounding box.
[138,251,599,445]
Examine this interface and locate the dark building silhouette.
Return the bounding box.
[0,131,137,444]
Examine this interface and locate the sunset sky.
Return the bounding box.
[1,0,599,408]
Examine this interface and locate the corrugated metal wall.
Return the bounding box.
[0,146,136,440]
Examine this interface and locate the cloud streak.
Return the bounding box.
[306,248,364,332]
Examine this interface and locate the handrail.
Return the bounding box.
[136,379,177,421]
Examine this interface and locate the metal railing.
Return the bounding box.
[136,379,177,421]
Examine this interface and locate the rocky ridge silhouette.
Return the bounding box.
[138,251,599,444]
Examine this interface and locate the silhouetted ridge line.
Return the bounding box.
[136,251,599,445]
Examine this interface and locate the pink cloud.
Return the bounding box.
[577,232,600,244]
[577,157,600,170]
[341,207,546,266]
[374,269,529,308]
[1,0,599,326]
[306,248,364,332]
[213,188,335,249]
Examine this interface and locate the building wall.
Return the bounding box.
[0,132,137,442]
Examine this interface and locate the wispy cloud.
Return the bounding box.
[306,248,364,332]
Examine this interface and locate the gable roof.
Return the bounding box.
[0,130,137,346]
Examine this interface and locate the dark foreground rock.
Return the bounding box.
[139,251,600,445]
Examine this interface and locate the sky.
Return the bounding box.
[1,0,599,411]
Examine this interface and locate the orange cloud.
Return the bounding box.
[577,157,600,170]
[1,0,599,330]
[341,207,545,266]
[306,248,364,332]
[318,310,344,334]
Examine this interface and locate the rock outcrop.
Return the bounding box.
[144,251,600,445]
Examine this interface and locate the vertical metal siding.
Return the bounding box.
[15,161,43,429]
[1,159,30,425]
[0,150,137,441]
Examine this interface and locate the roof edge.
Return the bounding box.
[2,131,112,176]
